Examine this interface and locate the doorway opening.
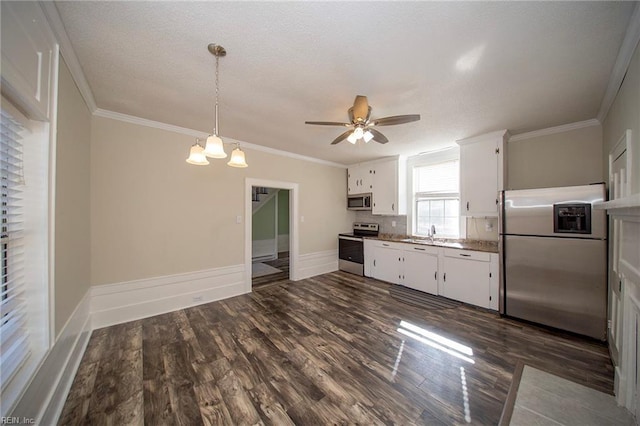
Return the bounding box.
[251,186,290,288]
[244,179,298,292]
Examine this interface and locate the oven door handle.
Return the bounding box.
[339,236,363,242]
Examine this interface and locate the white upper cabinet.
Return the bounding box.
[1,2,56,121]
[347,164,373,195]
[457,130,508,217]
[348,156,406,215]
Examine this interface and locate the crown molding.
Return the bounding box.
[456,129,509,146]
[94,108,206,137]
[508,119,601,142]
[93,108,347,168]
[39,1,98,113]
[597,3,640,123]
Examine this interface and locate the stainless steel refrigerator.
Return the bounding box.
[499,183,607,340]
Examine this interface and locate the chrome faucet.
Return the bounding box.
[428,225,436,242]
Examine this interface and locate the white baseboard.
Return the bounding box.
[91,264,247,329]
[10,288,92,424]
[297,249,338,280]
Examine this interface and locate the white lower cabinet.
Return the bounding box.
[369,241,403,284]
[373,244,402,284]
[402,246,439,294]
[441,249,498,310]
[364,240,499,310]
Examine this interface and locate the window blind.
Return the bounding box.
[414,160,459,194]
[0,108,29,390]
[413,159,460,238]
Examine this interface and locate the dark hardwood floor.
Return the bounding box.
[59,271,613,425]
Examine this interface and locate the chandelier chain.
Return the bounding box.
[214,52,220,136]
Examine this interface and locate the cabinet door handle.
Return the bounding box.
[443,273,446,282]
[382,243,389,247]
[434,271,437,280]
[414,247,426,251]
[392,203,395,211]
[459,253,471,257]
[466,201,470,211]
[373,260,376,267]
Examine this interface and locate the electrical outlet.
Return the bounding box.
[485,220,493,231]
[391,220,396,227]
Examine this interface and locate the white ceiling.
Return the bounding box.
[54,1,636,165]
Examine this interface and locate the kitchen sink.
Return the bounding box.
[399,238,463,248]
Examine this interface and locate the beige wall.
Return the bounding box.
[54,57,92,335]
[507,124,603,190]
[90,116,352,285]
[603,42,640,192]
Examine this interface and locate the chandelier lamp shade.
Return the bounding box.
[186,43,248,168]
[346,126,374,144]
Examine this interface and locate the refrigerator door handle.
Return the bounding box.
[498,190,505,236]
[498,190,506,315]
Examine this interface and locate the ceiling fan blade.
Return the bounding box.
[331,130,353,145]
[305,121,351,126]
[352,95,369,122]
[371,114,421,126]
[369,129,389,144]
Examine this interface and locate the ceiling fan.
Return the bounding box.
[305,95,420,145]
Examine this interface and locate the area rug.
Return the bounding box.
[388,286,461,310]
[499,363,634,425]
[252,262,281,278]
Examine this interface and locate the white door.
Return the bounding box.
[372,160,398,215]
[460,139,498,216]
[442,257,491,308]
[403,250,438,295]
[373,246,402,284]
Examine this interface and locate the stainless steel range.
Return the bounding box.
[338,222,379,276]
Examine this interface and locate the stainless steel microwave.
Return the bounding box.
[347,193,372,210]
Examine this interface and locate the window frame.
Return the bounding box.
[406,147,463,239]
[0,97,53,416]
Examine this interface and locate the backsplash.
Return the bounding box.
[466,217,499,241]
[354,211,407,235]
[353,212,498,241]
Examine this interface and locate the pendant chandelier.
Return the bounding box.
[186,43,248,168]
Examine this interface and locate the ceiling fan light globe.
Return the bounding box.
[186,144,210,165]
[353,127,364,139]
[347,133,358,144]
[203,134,227,158]
[363,130,374,143]
[227,147,248,168]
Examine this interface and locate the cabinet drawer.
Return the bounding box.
[443,248,490,262]
[405,244,440,256]
[369,240,403,250]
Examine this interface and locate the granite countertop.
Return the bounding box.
[369,234,499,253]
